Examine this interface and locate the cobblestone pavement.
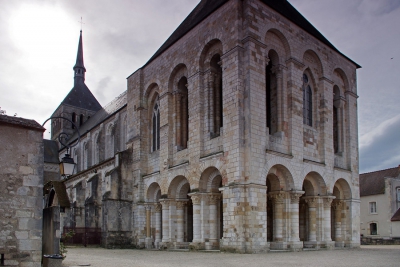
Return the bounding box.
[62,245,400,267]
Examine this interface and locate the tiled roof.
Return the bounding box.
[360,166,400,197]
[61,81,102,112]
[139,0,360,71]
[0,114,44,132]
[391,208,400,222]
[44,181,70,208]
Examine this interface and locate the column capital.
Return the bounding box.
[159,199,170,208]
[290,191,305,203]
[145,204,152,210]
[176,200,188,209]
[268,191,286,204]
[188,193,202,205]
[303,196,318,208]
[207,194,221,205]
[154,203,162,212]
[332,200,343,210]
[322,196,336,208]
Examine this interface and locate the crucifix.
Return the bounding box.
[79,17,85,31]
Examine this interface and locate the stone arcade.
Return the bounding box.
[52,0,361,253]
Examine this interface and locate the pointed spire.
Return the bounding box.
[73,30,86,83]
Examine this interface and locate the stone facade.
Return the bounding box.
[58,0,360,253]
[0,115,45,266]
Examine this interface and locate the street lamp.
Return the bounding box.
[42,116,81,178]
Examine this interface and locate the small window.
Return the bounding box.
[397,188,400,202]
[370,223,377,235]
[302,74,312,126]
[369,202,377,214]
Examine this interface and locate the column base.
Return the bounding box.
[189,241,205,251]
[288,241,303,251]
[323,240,335,250]
[303,241,321,249]
[145,237,153,249]
[154,239,161,249]
[344,241,360,248]
[205,239,220,250]
[335,241,345,248]
[270,241,288,250]
[173,241,190,249]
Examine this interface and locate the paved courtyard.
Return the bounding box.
[62,245,400,267]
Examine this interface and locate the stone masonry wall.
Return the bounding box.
[0,118,44,267]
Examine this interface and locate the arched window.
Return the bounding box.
[152,102,160,151]
[333,86,340,153]
[83,142,88,170]
[177,77,188,150]
[106,124,115,158]
[303,74,312,126]
[93,133,100,165]
[72,112,77,129]
[210,54,223,136]
[266,61,272,133]
[80,114,84,126]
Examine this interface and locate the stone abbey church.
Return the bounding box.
[50,0,361,253]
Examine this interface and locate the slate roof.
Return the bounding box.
[61,82,102,112]
[44,139,59,164]
[391,208,400,222]
[0,114,45,132]
[67,90,127,143]
[44,181,70,208]
[360,166,400,197]
[140,0,360,71]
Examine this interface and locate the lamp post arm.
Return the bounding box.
[42,116,81,152]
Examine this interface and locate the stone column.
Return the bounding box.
[160,199,170,243]
[333,200,343,247]
[189,193,202,243]
[304,197,318,242]
[154,203,162,248]
[323,196,335,248]
[269,192,285,242]
[289,192,304,247]
[208,194,221,245]
[145,205,152,249]
[176,200,187,243]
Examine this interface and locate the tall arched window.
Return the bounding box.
[266,61,272,133]
[303,74,312,126]
[177,77,188,150]
[210,54,223,136]
[152,102,160,151]
[333,86,340,153]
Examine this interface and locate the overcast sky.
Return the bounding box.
[0,0,399,174]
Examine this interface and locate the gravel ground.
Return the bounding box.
[62,245,400,267]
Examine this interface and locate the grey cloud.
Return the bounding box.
[360,115,400,173]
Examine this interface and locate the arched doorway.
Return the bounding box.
[165,176,193,248]
[331,178,352,247]
[198,167,223,250]
[300,172,333,249]
[266,165,297,250]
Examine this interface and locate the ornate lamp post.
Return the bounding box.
[42,116,81,177]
